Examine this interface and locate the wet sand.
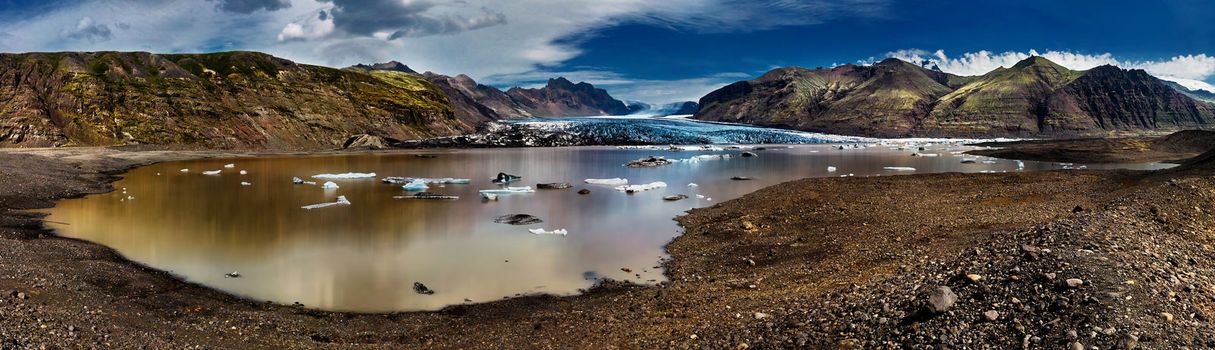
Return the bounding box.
[1,146,1214,348]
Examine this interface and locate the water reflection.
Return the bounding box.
[40,145,1171,311]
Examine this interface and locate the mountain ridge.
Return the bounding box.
[696,56,1214,137]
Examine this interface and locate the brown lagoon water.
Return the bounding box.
[39,144,1171,312]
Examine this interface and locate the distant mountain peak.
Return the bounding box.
[1012,56,1061,69]
[350,60,416,73]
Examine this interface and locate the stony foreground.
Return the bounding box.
[0,146,1213,348]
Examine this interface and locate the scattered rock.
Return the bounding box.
[1161,312,1174,322]
[966,274,983,282]
[1065,278,1084,288]
[731,176,752,181]
[753,312,770,320]
[741,221,757,231]
[494,214,543,225]
[983,310,999,321]
[577,189,591,195]
[740,152,757,157]
[927,286,957,313]
[413,282,435,295]
[663,194,689,201]
[224,271,241,278]
[1068,342,1084,350]
[626,156,673,167]
[414,154,438,158]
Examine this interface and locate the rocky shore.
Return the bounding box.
[1,145,1213,348]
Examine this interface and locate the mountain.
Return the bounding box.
[506,77,631,117]
[1164,80,1215,103]
[420,72,531,124]
[696,58,968,136]
[0,51,466,149]
[349,60,416,74]
[696,56,1214,137]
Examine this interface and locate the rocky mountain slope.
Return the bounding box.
[696,56,1214,137]
[418,72,531,122]
[1164,81,1215,103]
[506,77,631,117]
[0,51,467,149]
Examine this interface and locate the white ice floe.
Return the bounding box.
[239,170,248,175]
[479,187,535,195]
[180,169,189,173]
[827,166,837,172]
[321,181,339,189]
[301,195,351,210]
[913,153,940,157]
[223,164,235,168]
[687,183,699,188]
[615,181,667,193]
[382,177,471,185]
[240,182,252,186]
[585,178,628,186]
[402,180,429,191]
[528,228,568,236]
[312,172,377,179]
[1016,160,1025,170]
[883,167,917,171]
[481,193,499,200]
[202,170,222,176]
[696,194,705,199]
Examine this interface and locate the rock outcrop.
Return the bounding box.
[506,77,631,117]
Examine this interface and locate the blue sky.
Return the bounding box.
[2,0,1214,102]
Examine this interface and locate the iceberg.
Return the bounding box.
[321,181,339,189]
[202,170,221,175]
[479,187,535,195]
[481,193,499,200]
[180,169,189,173]
[395,192,459,200]
[312,172,377,179]
[492,172,522,184]
[827,166,837,172]
[585,178,628,186]
[301,195,351,210]
[240,182,252,186]
[528,228,568,236]
[382,177,471,185]
[687,183,699,188]
[883,167,917,171]
[223,163,235,168]
[402,180,429,191]
[615,181,667,193]
[239,170,248,175]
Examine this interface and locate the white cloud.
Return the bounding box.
[884,49,1215,93]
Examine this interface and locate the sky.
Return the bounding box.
[2,0,1214,103]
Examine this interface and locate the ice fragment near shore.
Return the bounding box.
[529,228,568,236]
[382,177,471,185]
[223,163,235,168]
[827,166,837,172]
[312,172,377,179]
[202,170,221,176]
[883,167,916,171]
[301,195,351,209]
[585,178,628,186]
[615,181,667,193]
[321,181,339,189]
[479,187,535,195]
[180,169,189,173]
[239,170,248,175]
[687,183,699,188]
[240,182,252,186]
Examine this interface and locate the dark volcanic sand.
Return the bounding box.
[1,146,1214,348]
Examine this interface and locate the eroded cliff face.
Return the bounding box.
[0,51,461,150]
[421,72,531,124]
[506,78,631,117]
[696,56,1214,137]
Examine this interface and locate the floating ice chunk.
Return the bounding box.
[615,181,667,193]
[180,169,189,173]
[312,172,377,179]
[481,193,499,201]
[1016,160,1025,170]
[202,170,221,176]
[912,153,939,157]
[321,181,339,189]
[223,163,235,168]
[382,177,470,185]
[687,183,699,188]
[696,194,706,199]
[225,271,241,278]
[301,195,351,210]
[479,187,535,195]
[827,166,837,172]
[528,228,568,236]
[293,177,305,184]
[883,167,917,171]
[394,192,459,200]
[239,170,248,175]
[402,180,429,191]
[240,182,252,186]
[585,178,628,186]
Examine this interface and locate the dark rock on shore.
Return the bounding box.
[413,282,435,295]
[627,157,673,168]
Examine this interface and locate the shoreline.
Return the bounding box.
[2,145,1214,348]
